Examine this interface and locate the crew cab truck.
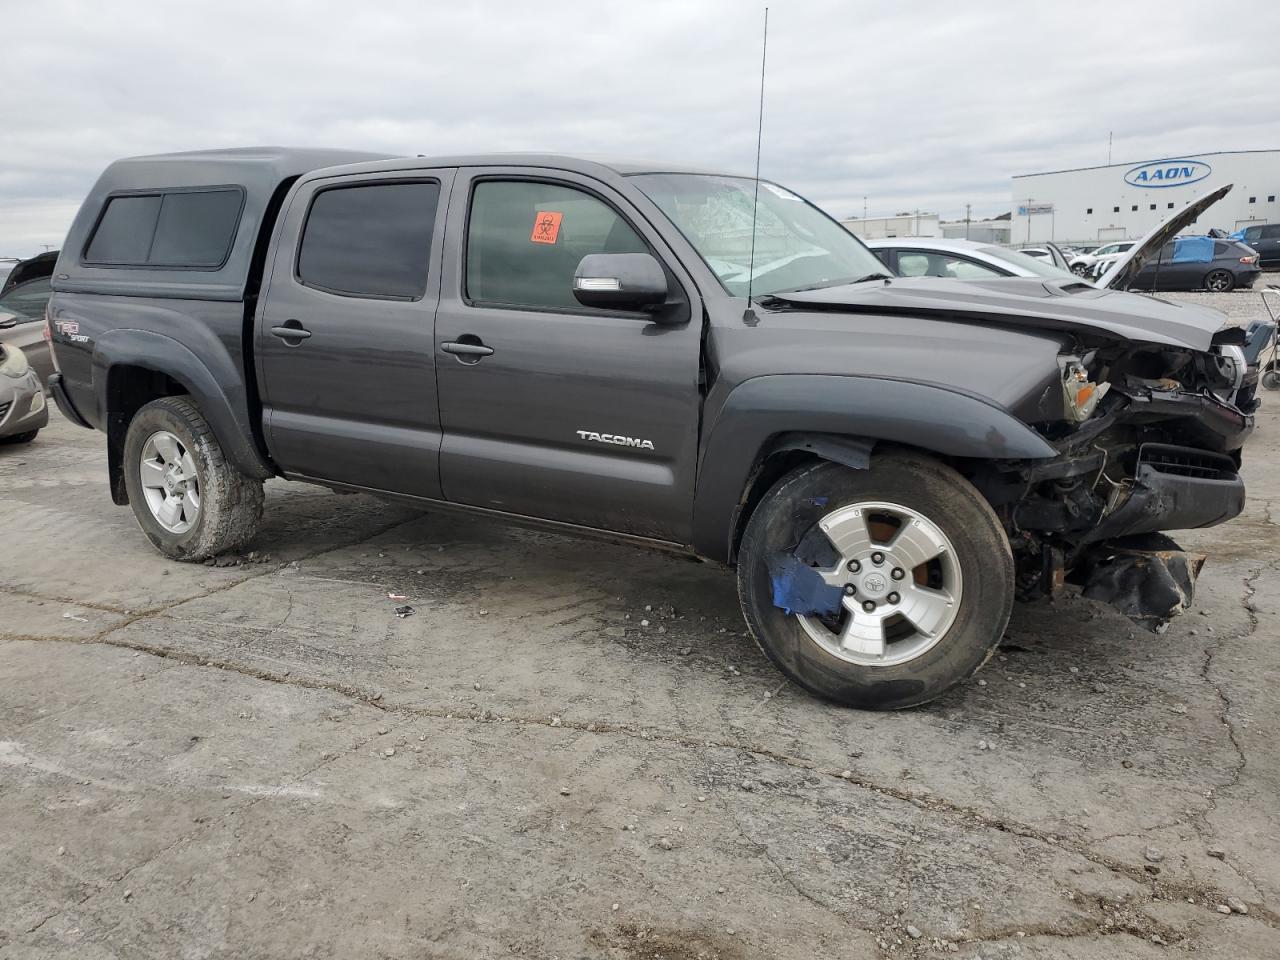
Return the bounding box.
[47,148,1267,710]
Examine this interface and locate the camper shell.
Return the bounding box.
[56,147,395,302]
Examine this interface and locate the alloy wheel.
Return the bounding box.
[796,500,962,666]
[139,430,201,534]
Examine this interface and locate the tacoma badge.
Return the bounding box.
[576,430,655,451]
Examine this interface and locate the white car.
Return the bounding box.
[1069,240,1136,276]
[865,237,1080,282]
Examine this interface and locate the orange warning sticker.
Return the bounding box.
[531,211,563,244]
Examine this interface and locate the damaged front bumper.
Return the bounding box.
[999,383,1252,629]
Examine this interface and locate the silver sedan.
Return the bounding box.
[865,237,1082,282]
[0,344,48,444]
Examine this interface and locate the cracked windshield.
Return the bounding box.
[631,173,886,297]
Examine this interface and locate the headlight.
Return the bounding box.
[0,345,29,379]
[1060,355,1110,422]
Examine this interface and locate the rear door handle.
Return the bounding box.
[270,321,311,342]
[441,337,494,362]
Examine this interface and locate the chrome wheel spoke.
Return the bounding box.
[178,451,198,482]
[900,584,955,638]
[156,495,182,529]
[181,489,200,522]
[887,519,947,570]
[838,606,886,659]
[819,505,875,559]
[152,433,181,465]
[139,459,167,489]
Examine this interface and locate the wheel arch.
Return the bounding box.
[95,329,274,504]
[692,374,1057,564]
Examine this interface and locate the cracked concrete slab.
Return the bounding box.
[2,393,1278,958]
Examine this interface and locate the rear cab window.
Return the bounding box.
[296,181,440,300]
[83,188,244,268]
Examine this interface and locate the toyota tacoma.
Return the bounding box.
[45,149,1271,709]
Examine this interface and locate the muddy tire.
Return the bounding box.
[122,397,264,561]
[737,453,1014,710]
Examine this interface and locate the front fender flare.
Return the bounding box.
[691,374,1057,561]
[93,328,274,484]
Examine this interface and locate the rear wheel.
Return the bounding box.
[122,397,264,561]
[1204,269,1235,292]
[736,454,1014,710]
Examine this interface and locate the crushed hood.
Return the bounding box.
[1098,184,1232,290]
[765,275,1228,351]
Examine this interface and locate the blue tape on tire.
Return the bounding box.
[767,551,844,616]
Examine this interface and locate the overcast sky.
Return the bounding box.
[4,0,1278,257]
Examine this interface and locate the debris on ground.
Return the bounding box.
[394,605,415,618]
[387,592,407,600]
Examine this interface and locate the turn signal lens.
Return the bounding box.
[1060,357,1110,422]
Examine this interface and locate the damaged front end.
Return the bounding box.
[979,325,1266,629]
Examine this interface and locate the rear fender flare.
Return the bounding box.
[93,328,274,490]
[692,374,1057,562]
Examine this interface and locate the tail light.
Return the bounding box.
[1241,255,1258,264]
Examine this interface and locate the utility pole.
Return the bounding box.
[965,203,971,240]
[1025,198,1034,244]
[863,195,867,220]
[1108,131,1113,166]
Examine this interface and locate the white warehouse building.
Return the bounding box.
[1010,149,1279,245]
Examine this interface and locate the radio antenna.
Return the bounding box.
[744,6,769,321]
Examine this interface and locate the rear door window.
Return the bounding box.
[297,181,440,300]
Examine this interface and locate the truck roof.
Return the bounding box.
[53,147,742,303]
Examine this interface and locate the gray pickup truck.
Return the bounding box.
[46,148,1270,709]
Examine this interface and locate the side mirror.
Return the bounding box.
[573,253,668,312]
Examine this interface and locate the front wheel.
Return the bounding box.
[122,397,264,561]
[737,454,1014,710]
[1071,263,1090,276]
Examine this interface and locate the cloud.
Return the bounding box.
[3,0,1277,255]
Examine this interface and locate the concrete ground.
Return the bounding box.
[3,325,1279,958]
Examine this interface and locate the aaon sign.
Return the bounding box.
[1124,159,1212,189]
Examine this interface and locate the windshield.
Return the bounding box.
[629,173,886,297]
[977,245,1076,280]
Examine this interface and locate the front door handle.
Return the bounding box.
[441,336,494,363]
[270,320,311,343]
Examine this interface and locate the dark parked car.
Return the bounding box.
[1240,223,1280,269]
[0,250,58,385]
[1096,237,1259,292]
[45,148,1270,710]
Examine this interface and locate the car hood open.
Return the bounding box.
[1098,184,1232,290]
[765,275,1228,351]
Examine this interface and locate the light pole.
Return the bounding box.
[965,203,971,240]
